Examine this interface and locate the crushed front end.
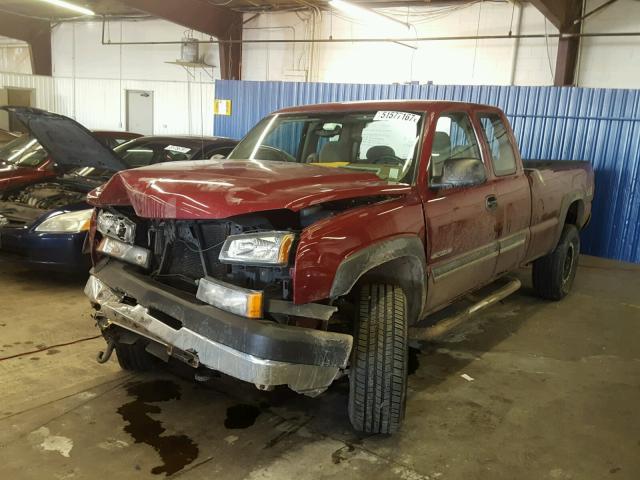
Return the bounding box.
[86,208,352,396]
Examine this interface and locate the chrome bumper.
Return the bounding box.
[85,275,350,396]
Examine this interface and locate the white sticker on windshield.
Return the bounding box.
[164,145,191,153]
[374,111,420,123]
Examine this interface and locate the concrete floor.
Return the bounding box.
[0,255,639,480]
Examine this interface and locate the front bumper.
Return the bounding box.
[0,226,90,271]
[86,260,353,396]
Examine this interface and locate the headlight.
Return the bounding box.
[96,210,136,244]
[97,236,150,268]
[196,276,263,318]
[35,209,93,233]
[219,231,295,266]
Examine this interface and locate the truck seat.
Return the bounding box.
[366,145,397,163]
[319,141,350,163]
[431,132,451,176]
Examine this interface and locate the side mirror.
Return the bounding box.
[431,158,486,189]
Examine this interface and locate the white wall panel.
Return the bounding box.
[242,1,640,88]
[0,72,215,136]
[52,20,220,82]
[0,37,31,75]
[73,78,122,129]
[579,0,640,88]
[242,3,560,86]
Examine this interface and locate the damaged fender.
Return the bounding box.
[330,236,428,324]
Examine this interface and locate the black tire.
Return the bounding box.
[115,341,156,371]
[348,283,408,434]
[532,224,580,300]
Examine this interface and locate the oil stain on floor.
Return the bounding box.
[117,379,199,476]
[224,404,262,429]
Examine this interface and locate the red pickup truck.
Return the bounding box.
[85,100,594,434]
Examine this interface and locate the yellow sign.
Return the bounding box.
[213,99,232,116]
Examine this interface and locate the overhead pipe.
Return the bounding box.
[100,20,640,46]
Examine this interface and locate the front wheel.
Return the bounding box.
[532,224,580,300]
[115,339,157,371]
[348,283,408,434]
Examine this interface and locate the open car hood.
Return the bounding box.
[1,107,127,173]
[87,160,410,219]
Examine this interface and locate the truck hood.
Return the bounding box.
[87,160,411,219]
[0,107,127,172]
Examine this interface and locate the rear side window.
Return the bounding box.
[478,113,517,176]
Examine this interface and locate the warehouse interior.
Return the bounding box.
[0,1,639,479]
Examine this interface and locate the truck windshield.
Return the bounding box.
[228,110,424,183]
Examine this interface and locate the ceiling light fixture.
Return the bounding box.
[38,0,95,16]
[329,0,410,30]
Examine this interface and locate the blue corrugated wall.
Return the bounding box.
[214,80,640,264]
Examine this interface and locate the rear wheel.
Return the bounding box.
[115,340,157,371]
[348,283,408,434]
[532,224,580,300]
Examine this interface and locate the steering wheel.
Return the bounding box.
[255,145,296,163]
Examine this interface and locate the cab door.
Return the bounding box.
[423,111,499,312]
[476,111,531,276]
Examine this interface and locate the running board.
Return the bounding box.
[409,277,522,341]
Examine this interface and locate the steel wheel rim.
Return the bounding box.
[562,243,575,284]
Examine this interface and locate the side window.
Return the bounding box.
[429,112,483,186]
[478,113,517,176]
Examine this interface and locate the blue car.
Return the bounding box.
[0,107,237,272]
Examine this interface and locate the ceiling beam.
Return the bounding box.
[122,0,243,79]
[529,0,571,30]
[530,0,583,86]
[0,11,52,76]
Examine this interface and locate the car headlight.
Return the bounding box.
[96,210,136,244]
[35,209,93,233]
[97,236,150,268]
[219,231,295,266]
[196,276,263,318]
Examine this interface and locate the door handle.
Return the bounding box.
[485,195,498,211]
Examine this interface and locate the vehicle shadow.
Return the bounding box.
[161,267,545,446]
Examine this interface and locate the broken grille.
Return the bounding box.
[148,220,237,288]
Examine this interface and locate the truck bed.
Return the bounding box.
[523,159,594,263]
[523,159,591,170]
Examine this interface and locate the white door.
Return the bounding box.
[126,90,153,135]
[0,89,8,131]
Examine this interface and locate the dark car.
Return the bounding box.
[0,107,237,271]
[93,131,142,150]
[0,130,141,193]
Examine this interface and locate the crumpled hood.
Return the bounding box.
[0,107,127,172]
[87,160,410,219]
